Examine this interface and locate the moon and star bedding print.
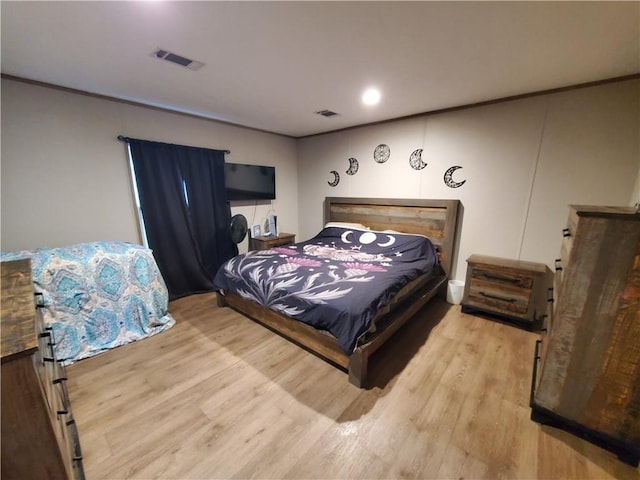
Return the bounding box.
[214,226,439,354]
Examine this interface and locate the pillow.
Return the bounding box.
[324,221,370,230]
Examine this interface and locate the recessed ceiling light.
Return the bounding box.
[362,88,381,106]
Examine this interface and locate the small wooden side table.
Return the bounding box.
[461,254,550,328]
[249,232,296,251]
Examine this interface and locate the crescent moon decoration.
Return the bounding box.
[377,235,396,247]
[346,157,359,175]
[409,148,427,170]
[341,230,354,244]
[373,144,390,163]
[443,166,466,188]
[328,170,340,187]
[359,231,377,244]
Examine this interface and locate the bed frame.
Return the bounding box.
[217,197,461,388]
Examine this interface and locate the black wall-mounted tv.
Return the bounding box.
[224,162,276,201]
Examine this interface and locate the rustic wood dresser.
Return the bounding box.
[1,259,84,479]
[531,205,640,465]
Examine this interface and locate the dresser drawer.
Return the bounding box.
[469,265,534,289]
[536,300,554,392]
[553,261,563,306]
[559,208,577,266]
[555,214,576,309]
[466,279,531,318]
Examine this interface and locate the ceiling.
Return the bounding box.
[2,1,638,138]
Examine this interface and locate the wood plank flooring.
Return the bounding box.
[66,293,639,479]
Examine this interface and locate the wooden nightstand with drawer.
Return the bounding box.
[249,233,296,251]
[461,254,550,328]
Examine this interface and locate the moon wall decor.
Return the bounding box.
[346,157,359,175]
[328,170,340,187]
[373,144,390,163]
[409,148,427,170]
[443,166,466,188]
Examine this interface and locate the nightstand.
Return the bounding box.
[461,254,549,328]
[249,233,296,251]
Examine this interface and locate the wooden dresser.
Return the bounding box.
[1,259,84,479]
[249,232,295,251]
[461,254,549,328]
[531,205,640,465]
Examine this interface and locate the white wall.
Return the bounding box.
[3,78,637,280]
[297,79,639,281]
[1,78,298,253]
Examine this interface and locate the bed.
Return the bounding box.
[1,242,175,364]
[215,197,460,387]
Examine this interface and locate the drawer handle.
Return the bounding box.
[547,287,554,302]
[34,292,45,308]
[554,259,562,272]
[479,291,516,303]
[562,228,571,238]
[53,377,67,384]
[479,272,520,284]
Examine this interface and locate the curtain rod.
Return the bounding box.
[117,135,230,154]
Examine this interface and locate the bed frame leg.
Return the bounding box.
[348,349,368,388]
[216,292,227,307]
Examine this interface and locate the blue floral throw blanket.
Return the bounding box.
[214,226,439,354]
[1,242,175,364]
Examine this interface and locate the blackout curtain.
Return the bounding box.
[128,139,238,300]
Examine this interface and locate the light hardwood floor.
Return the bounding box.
[67,293,639,479]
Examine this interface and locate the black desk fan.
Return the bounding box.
[229,214,248,244]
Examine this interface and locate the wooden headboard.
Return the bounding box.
[324,197,461,276]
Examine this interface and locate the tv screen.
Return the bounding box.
[224,163,276,201]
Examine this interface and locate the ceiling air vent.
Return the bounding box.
[152,48,204,71]
[315,109,339,118]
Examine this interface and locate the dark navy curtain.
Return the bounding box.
[128,139,238,300]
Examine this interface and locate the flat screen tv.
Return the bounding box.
[224,162,276,201]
